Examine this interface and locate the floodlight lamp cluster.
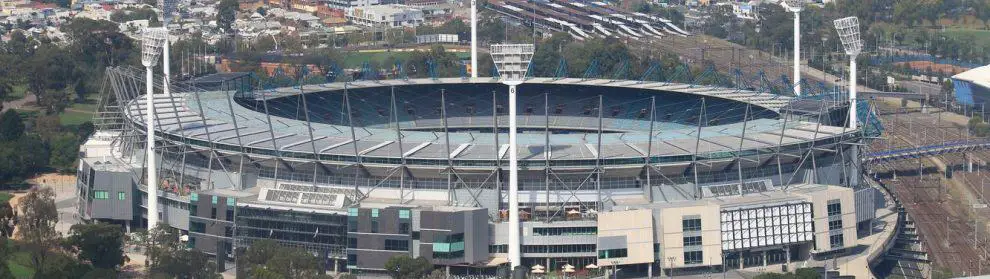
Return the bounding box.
[141,28,168,67]
[490,44,535,84]
[783,0,804,12]
[833,16,862,56]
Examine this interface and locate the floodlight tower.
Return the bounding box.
[833,16,862,130]
[470,0,477,78]
[158,0,176,95]
[784,0,804,96]
[833,16,863,188]
[490,43,534,269]
[141,27,167,229]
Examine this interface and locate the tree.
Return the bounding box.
[383,255,432,279]
[0,110,23,142]
[217,0,238,34]
[76,122,94,141]
[141,225,221,278]
[67,223,126,269]
[15,187,60,273]
[0,193,14,238]
[49,134,79,172]
[237,240,330,279]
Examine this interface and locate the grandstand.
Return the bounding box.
[952,64,990,106]
[76,63,877,277]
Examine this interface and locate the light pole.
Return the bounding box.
[833,16,863,130]
[785,0,804,96]
[490,43,534,269]
[833,16,863,187]
[158,0,176,96]
[470,0,478,78]
[141,27,167,229]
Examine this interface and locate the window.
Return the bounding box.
[598,248,628,259]
[348,208,359,217]
[371,208,380,218]
[190,221,205,233]
[683,236,702,246]
[347,254,357,266]
[224,227,233,237]
[684,251,703,265]
[347,217,358,232]
[399,223,410,234]
[117,192,126,200]
[682,218,702,232]
[226,209,234,221]
[384,239,409,251]
[829,234,844,248]
[211,196,218,205]
[489,245,508,253]
[523,244,596,253]
[187,236,196,249]
[348,237,357,249]
[532,227,597,236]
[371,220,379,233]
[227,197,236,206]
[94,191,109,200]
[189,204,198,215]
[211,207,218,219]
[399,209,410,219]
[827,201,841,216]
[190,193,198,202]
[828,219,843,231]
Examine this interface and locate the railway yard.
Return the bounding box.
[867,99,990,277]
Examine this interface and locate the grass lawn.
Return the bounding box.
[7,260,33,279]
[59,110,95,126]
[941,28,990,49]
[2,85,27,102]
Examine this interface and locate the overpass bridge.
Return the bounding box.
[863,139,990,164]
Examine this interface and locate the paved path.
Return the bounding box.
[0,94,36,113]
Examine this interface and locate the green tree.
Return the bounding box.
[49,134,79,172]
[141,225,221,279]
[217,0,238,34]
[237,240,330,279]
[0,110,24,142]
[383,255,432,279]
[0,193,15,238]
[15,187,60,274]
[67,223,126,269]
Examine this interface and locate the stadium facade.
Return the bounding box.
[952,64,990,106]
[77,66,879,276]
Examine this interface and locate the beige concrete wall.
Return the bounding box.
[597,209,655,266]
[656,203,723,268]
[802,186,858,252]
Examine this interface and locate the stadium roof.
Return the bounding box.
[126,78,852,162]
[952,64,990,90]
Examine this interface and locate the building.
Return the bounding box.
[77,65,878,277]
[952,64,990,106]
[346,4,424,28]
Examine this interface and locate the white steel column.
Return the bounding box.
[793,11,800,95]
[145,68,159,228]
[507,84,520,267]
[163,42,171,96]
[471,0,478,78]
[849,58,857,129]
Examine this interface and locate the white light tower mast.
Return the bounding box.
[490,43,534,269]
[833,16,862,130]
[833,16,863,188]
[158,0,176,95]
[470,0,478,78]
[141,27,168,229]
[785,0,804,96]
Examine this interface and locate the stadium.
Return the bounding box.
[76,61,879,277]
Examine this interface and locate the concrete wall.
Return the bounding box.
[80,162,135,221]
[801,186,857,252]
[655,203,723,268]
[596,209,654,266]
